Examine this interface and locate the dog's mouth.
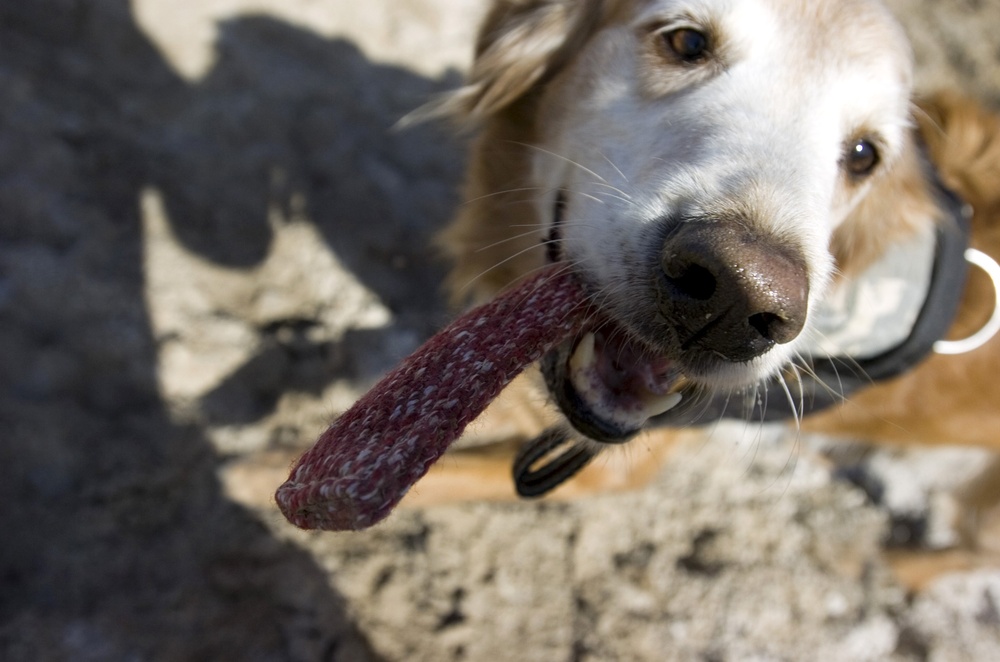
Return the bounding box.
[517,320,690,498]
[542,326,688,443]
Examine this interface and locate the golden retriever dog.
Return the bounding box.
[406,0,1000,581]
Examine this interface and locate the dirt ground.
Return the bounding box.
[2,1,1000,660]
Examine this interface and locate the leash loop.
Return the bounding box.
[513,426,599,498]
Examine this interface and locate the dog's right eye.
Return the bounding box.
[663,28,709,62]
[844,138,880,178]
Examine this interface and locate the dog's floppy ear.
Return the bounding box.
[429,0,605,122]
[914,92,1000,214]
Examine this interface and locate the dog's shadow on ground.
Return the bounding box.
[0,2,463,658]
[161,15,465,426]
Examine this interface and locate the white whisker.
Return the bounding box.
[460,186,549,207]
[514,141,611,185]
[473,228,550,254]
[598,151,631,187]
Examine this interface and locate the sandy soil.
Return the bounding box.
[2,1,999,660]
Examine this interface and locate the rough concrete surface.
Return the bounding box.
[1,1,999,660]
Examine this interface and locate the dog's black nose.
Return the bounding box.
[658,220,808,362]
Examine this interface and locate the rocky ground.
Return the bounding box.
[2,1,1000,660]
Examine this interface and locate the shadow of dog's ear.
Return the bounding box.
[413,0,605,124]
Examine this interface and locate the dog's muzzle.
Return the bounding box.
[542,211,809,441]
[516,209,813,496]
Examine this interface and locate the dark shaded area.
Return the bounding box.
[0,0,463,658]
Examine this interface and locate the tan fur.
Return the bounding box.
[410,1,1000,585]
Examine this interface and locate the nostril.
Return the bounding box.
[748,312,774,338]
[748,309,801,345]
[663,262,716,301]
[748,311,783,342]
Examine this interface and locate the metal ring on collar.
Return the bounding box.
[934,248,1000,355]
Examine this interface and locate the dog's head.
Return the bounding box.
[442,0,942,441]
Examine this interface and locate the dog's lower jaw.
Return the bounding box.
[542,329,801,442]
[541,324,688,443]
[542,342,640,443]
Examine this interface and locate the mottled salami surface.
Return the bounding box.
[276,266,591,530]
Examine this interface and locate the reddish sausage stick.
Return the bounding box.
[275,265,591,530]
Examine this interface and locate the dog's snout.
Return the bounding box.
[658,220,808,362]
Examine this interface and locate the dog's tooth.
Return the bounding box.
[568,332,601,405]
[668,375,690,395]
[569,332,596,373]
[641,391,682,418]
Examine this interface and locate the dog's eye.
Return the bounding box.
[663,28,709,62]
[845,139,880,177]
